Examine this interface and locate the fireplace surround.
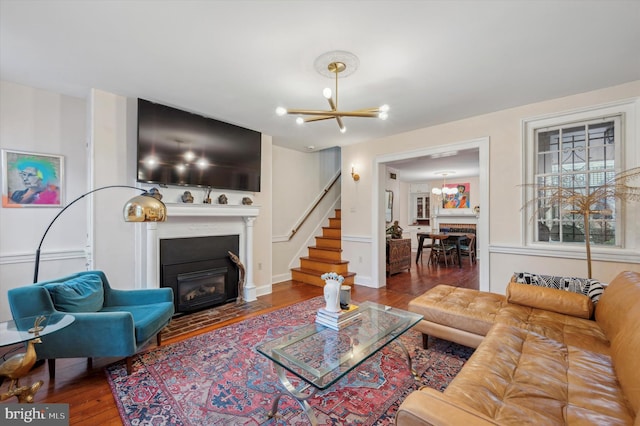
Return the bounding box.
[160,235,239,313]
[140,204,260,303]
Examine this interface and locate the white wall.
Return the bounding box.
[0,81,87,320]
[271,146,341,282]
[341,81,640,295]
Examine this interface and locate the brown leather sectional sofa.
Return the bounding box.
[397,271,639,425]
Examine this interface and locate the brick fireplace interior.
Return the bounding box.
[160,235,239,314]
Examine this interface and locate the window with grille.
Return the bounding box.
[534,118,619,246]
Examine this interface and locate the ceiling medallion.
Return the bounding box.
[276,51,389,133]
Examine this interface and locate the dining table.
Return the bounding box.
[416,232,470,268]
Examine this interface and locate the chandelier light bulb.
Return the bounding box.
[432,187,442,195]
[323,88,332,99]
[340,126,347,133]
[296,117,304,125]
[379,111,388,120]
[379,104,390,112]
[275,107,287,116]
[184,150,195,162]
[196,158,208,169]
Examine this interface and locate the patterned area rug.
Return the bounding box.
[106,297,473,425]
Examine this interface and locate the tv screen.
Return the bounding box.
[137,99,261,192]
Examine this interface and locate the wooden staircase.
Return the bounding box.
[291,209,356,287]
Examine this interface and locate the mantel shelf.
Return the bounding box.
[165,204,260,218]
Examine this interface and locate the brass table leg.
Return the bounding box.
[395,339,420,380]
[268,363,318,425]
[1,380,44,403]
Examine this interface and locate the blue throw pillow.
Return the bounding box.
[44,274,104,312]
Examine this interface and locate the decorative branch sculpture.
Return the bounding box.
[228,251,245,304]
[522,167,640,278]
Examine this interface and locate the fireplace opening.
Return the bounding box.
[177,268,227,312]
[160,235,239,314]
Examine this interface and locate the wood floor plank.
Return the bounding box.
[0,262,478,424]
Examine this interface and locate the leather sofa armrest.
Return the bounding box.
[396,387,497,426]
[506,281,593,319]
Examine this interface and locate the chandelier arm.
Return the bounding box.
[327,97,337,111]
[286,109,380,118]
[335,116,345,131]
[304,116,336,123]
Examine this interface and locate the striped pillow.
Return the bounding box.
[512,272,604,304]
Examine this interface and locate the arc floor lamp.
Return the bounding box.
[33,185,167,283]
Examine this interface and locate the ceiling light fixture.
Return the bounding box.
[432,171,459,196]
[276,51,389,133]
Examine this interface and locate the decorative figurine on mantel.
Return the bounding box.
[218,194,228,204]
[242,197,253,205]
[386,220,403,239]
[148,187,163,200]
[203,187,212,204]
[181,191,194,203]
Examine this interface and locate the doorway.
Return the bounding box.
[373,137,490,291]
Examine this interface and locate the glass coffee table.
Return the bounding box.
[256,301,423,425]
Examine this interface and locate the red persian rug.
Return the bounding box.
[106,297,473,425]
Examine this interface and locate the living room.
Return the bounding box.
[1,1,639,424]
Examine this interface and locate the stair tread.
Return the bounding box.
[316,236,340,240]
[309,246,342,252]
[299,256,349,265]
[292,267,356,277]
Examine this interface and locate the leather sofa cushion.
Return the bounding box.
[506,281,594,319]
[595,271,640,416]
[443,323,635,425]
[44,274,104,312]
[408,285,506,337]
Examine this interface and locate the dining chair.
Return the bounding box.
[416,233,432,263]
[459,233,477,265]
[428,235,457,267]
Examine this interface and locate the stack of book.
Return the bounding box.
[315,304,360,330]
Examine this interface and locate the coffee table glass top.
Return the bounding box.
[0,313,75,347]
[256,301,423,390]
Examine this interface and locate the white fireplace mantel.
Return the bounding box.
[143,203,260,302]
[165,203,260,218]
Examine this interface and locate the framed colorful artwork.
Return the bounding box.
[2,149,64,207]
[442,182,470,209]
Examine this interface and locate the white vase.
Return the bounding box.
[323,279,342,313]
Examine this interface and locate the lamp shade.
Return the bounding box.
[123,194,167,222]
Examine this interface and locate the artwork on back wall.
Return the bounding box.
[2,149,64,207]
[442,183,470,209]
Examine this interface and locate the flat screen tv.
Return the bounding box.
[137,98,261,192]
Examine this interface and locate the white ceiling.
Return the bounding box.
[1,1,639,166]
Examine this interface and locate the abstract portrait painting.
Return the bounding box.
[2,150,64,207]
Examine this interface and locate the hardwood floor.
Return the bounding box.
[1,260,478,425]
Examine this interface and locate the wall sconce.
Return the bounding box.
[351,165,360,181]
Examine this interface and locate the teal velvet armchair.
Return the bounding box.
[7,270,174,377]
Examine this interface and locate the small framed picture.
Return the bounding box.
[2,149,64,207]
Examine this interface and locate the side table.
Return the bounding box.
[0,313,74,403]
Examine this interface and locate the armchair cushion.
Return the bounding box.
[101,302,174,344]
[44,274,104,312]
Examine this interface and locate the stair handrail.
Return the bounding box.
[288,170,341,241]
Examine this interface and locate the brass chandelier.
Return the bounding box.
[276,52,389,133]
